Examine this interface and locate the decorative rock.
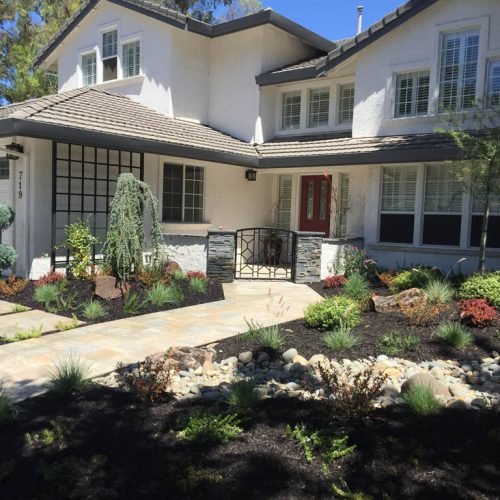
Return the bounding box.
[221,356,238,366]
[282,348,298,364]
[471,397,487,409]
[430,366,445,380]
[292,355,308,366]
[238,351,253,364]
[164,260,182,276]
[190,384,201,395]
[94,275,130,300]
[401,373,451,397]
[256,351,270,363]
[166,347,215,371]
[286,382,301,391]
[371,288,427,313]
[309,354,327,367]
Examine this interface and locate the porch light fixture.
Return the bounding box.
[5,142,24,160]
[245,169,257,181]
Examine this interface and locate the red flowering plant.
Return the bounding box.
[34,271,66,287]
[186,271,208,282]
[459,299,497,328]
[324,275,348,289]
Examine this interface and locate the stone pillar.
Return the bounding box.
[207,229,236,283]
[294,232,323,284]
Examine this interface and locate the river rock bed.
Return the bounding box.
[95,346,500,411]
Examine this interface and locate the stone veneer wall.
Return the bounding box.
[207,230,236,283]
[294,232,324,284]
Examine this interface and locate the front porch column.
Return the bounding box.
[294,231,323,283]
[207,229,236,283]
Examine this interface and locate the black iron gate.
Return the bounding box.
[235,228,296,280]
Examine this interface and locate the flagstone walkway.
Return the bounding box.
[0,281,321,401]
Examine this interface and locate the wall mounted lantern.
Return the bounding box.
[5,143,24,160]
[245,169,257,181]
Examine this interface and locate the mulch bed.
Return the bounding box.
[1,386,499,499]
[0,278,224,325]
[208,282,500,364]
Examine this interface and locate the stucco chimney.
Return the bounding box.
[357,6,364,34]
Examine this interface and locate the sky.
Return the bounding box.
[259,0,406,40]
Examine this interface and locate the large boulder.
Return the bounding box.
[164,346,215,371]
[371,288,427,313]
[401,372,451,397]
[94,275,130,300]
[164,261,182,277]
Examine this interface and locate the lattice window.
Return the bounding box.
[338,83,355,124]
[0,158,9,180]
[487,60,500,107]
[123,41,140,78]
[102,30,118,81]
[308,87,329,127]
[82,52,96,86]
[395,71,430,117]
[281,91,301,129]
[277,175,292,230]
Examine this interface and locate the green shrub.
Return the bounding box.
[390,267,437,293]
[436,321,473,349]
[226,380,259,415]
[242,320,284,350]
[172,269,185,281]
[304,296,361,331]
[323,327,360,351]
[123,291,145,315]
[342,272,371,305]
[24,420,70,449]
[0,204,15,230]
[459,271,500,307]
[147,283,183,306]
[0,245,16,272]
[48,355,91,397]
[189,277,208,294]
[379,330,419,356]
[64,220,97,279]
[423,278,454,304]
[55,315,80,332]
[34,284,60,311]
[0,383,17,424]
[82,301,107,321]
[402,385,443,415]
[177,412,243,443]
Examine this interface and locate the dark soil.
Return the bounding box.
[1,386,499,499]
[0,278,224,325]
[208,282,500,364]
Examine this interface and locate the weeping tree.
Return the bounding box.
[0,204,16,273]
[103,174,163,280]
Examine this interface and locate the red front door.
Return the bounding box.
[300,175,331,236]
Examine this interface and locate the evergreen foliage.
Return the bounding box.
[103,174,163,280]
[0,204,16,271]
[64,220,97,279]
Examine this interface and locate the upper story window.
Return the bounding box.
[439,29,480,112]
[281,91,301,129]
[487,60,500,107]
[163,164,204,223]
[82,52,96,87]
[338,83,355,124]
[123,40,141,78]
[102,29,118,81]
[395,71,430,118]
[308,88,330,128]
[0,158,9,180]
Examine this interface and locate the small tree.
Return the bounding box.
[440,109,500,273]
[103,174,163,280]
[0,204,16,272]
[64,219,97,279]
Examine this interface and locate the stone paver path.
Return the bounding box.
[0,299,23,315]
[0,281,321,401]
[0,310,84,339]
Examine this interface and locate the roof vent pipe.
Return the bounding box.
[357,6,364,34]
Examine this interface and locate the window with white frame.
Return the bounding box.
[335,173,350,238]
[277,175,292,230]
[395,71,430,117]
[423,165,463,246]
[123,40,140,78]
[82,52,96,86]
[281,91,301,129]
[308,87,329,128]
[486,60,500,107]
[379,166,417,244]
[0,158,9,180]
[102,29,118,81]
[338,83,355,124]
[439,29,480,112]
[163,164,204,223]
[471,192,500,248]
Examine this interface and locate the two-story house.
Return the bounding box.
[0,0,499,279]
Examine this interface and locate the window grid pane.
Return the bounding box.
[123,41,140,78]
[308,88,329,128]
[338,84,355,124]
[102,30,117,58]
[472,192,500,215]
[487,60,500,107]
[381,166,417,212]
[0,158,9,180]
[82,53,96,86]
[282,91,301,129]
[395,71,430,117]
[424,165,463,213]
[439,29,479,112]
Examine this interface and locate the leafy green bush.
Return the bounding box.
[304,297,361,331]
[189,277,208,294]
[34,284,60,311]
[390,267,437,293]
[82,301,107,321]
[0,245,16,272]
[147,283,183,306]
[48,355,91,397]
[379,330,419,356]
[64,220,97,279]
[459,271,500,307]
[177,412,243,443]
[323,327,360,351]
[423,278,454,304]
[436,321,473,349]
[226,380,259,415]
[0,383,17,424]
[242,320,284,350]
[123,291,145,315]
[0,204,15,230]
[403,385,443,415]
[342,272,371,305]
[172,269,185,281]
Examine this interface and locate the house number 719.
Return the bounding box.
[18,170,23,199]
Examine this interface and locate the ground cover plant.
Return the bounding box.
[402,385,443,416]
[48,356,92,398]
[459,271,500,307]
[459,298,497,327]
[304,296,361,331]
